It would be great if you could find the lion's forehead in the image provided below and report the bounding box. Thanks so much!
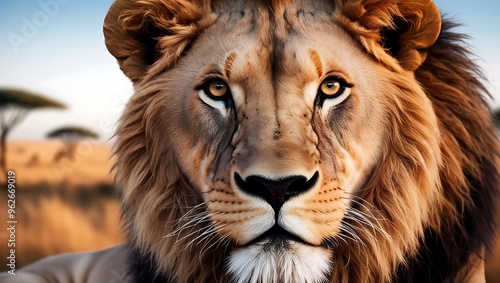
[200,0,357,79]
[211,0,335,27]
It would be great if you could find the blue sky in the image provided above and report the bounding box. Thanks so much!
[0,0,499,140]
[0,0,132,141]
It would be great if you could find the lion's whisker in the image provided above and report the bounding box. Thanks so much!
[338,221,365,247]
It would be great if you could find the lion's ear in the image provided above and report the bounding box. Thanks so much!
[103,0,212,82]
[337,0,441,71]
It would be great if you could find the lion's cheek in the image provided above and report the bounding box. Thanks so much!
[173,138,233,193]
[279,197,348,245]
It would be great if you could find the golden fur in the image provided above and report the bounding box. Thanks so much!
[104,0,499,282]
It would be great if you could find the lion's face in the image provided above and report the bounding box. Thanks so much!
[105,0,460,282]
[159,10,399,281]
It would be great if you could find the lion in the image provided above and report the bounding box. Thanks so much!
[2,0,498,282]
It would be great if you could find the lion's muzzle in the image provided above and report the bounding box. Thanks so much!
[234,171,319,212]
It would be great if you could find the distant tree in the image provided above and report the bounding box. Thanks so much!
[0,88,65,174]
[47,126,99,161]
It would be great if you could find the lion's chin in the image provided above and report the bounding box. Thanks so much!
[227,238,332,283]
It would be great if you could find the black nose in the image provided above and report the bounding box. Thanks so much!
[234,171,319,212]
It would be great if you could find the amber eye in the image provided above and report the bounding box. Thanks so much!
[319,77,344,98]
[204,79,229,100]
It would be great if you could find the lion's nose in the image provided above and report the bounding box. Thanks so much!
[234,172,319,212]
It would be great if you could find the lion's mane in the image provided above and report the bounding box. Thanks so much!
[104,0,499,282]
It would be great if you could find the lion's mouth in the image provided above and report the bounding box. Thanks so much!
[243,225,314,248]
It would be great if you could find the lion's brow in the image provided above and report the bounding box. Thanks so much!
[309,49,323,78]
[224,52,237,79]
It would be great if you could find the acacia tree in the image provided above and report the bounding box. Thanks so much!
[0,88,65,174]
[47,126,99,161]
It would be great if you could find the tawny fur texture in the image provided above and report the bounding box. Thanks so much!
[104,0,499,282]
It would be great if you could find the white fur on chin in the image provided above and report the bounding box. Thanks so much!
[227,239,332,283]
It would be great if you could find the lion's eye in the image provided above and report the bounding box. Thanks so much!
[318,77,345,98]
[204,79,230,100]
